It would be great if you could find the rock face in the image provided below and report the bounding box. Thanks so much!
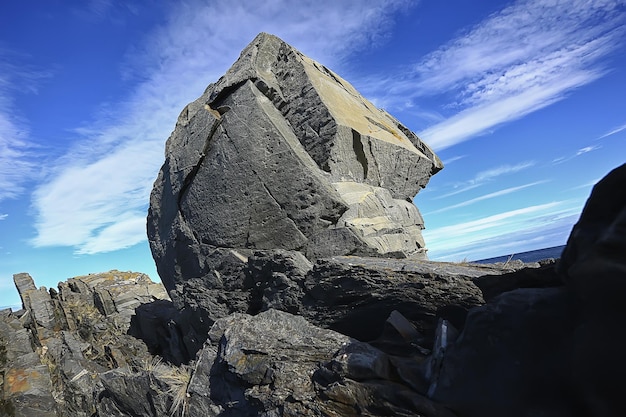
[148,32,442,293]
[0,271,172,417]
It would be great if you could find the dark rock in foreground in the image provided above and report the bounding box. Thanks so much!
[0,271,171,417]
[430,163,626,417]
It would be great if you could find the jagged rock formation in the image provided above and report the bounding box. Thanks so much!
[3,160,626,417]
[148,32,442,294]
[3,29,625,417]
[0,271,172,417]
[0,263,526,417]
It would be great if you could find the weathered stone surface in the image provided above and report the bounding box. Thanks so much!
[185,309,455,417]
[0,271,171,417]
[148,32,442,293]
[301,257,488,344]
[158,251,501,361]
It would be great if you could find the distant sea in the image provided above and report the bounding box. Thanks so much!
[473,245,566,264]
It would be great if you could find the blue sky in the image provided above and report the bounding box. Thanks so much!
[1,0,625,308]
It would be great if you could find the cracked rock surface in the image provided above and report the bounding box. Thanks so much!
[147,32,442,294]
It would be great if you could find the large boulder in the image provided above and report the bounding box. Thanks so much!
[147,32,442,293]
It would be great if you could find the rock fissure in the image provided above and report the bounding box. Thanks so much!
[366,137,381,183]
[177,115,223,216]
[351,129,368,180]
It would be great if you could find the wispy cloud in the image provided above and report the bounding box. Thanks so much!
[553,143,603,164]
[441,155,466,165]
[424,200,583,261]
[428,180,547,214]
[364,0,625,150]
[0,214,7,220]
[31,0,413,254]
[435,161,535,199]
[576,144,602,155]
[0,53,48,203]
[0,113,31,202]
[597,122,626,139]
[570,179,600,191]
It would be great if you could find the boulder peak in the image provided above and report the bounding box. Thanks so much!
[148,32,442,291]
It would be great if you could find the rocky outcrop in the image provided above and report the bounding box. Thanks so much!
[184,309,456,417]
[147,32,442,294]
[0,271,172,417]
[161,250,509,363]
[0,264,524,417]
[4,30,626,417]
[4,158,625,417]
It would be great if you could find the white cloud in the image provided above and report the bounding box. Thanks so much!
[0,214,7,220]
[472,162,536,183]
[0,114,31,202]
[553,143,603,164]
[0,54,47,202]
[441,155,465,165]
[597,122,626,139]
[424,200,583,261]
[362,0,626,150]
[420,64,607,149]
[576,144,602,155]
[428,180,548,214]
[31,0,413,254]
[434,161,535,199]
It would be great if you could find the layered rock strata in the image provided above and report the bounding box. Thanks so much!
[0,271,171,417]
[148,32,442,293]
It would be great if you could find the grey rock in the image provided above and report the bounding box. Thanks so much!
[185,309,454,417]
[95,368,172,417]
[147,32,442,293]
[302,256,488,344]
[161,252,495,361]
[248,249,312,314]
[1,271,171,417]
